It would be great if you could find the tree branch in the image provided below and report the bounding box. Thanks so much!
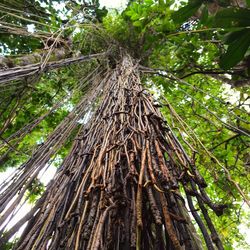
[0,52,106,84]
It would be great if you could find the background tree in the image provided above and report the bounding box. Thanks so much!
[0,0,249,249]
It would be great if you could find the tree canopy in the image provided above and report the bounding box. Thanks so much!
[0,0,249,249]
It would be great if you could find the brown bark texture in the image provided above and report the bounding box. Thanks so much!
[0,54,225,250]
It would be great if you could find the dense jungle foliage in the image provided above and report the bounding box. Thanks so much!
[0,0,249,249]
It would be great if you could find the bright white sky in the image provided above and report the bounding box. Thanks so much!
[99,0,128,9]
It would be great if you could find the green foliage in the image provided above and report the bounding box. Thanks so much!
[1,237,19,250]
[213,8,250,28]
[219,29,250,69]
[212,8,250,69]
[26,178,45,203]
[172,0,202,24]
[0,63,89,171]
[103,0,176,58]
[170,1,250,70]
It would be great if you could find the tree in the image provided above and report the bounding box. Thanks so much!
[0,0,249,249]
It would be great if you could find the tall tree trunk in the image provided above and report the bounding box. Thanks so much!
[1,53,220,249]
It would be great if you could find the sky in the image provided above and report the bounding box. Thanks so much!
[99,0,128,9]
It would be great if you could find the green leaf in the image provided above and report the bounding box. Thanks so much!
[223,29,245,44]
[145,0,154,5]
[200,6,208,24]
[131,13,139,21]
[220,29,250,69]
[126,10,134,17]
[133,20,142,27]
[172,0,202,24]
[158,0,165,7]
[214,8,250,28]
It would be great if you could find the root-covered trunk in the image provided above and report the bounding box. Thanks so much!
[1,54,222,249]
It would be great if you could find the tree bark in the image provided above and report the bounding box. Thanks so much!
[0,47,69,69]
[0,53,221,250]
[0,50,106,84]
